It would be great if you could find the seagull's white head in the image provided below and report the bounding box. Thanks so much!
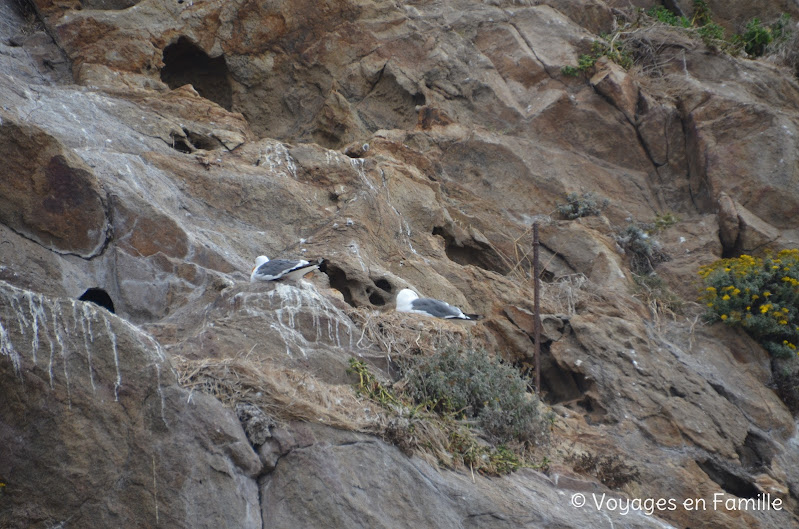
[251,255,270,281]
[396,288,419,312]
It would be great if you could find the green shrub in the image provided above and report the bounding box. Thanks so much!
[733,16,793,57]
[698,22,725,43]
[699,249,799,358]
[556,192,609,220]
[647,6,691,28]
[739,18,774,56]
[691,0,713,26]
[651,212,679,233]
[405,347,548,444]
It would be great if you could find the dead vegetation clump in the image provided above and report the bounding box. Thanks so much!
[567,451,641,490]
[348,307,477,359]
[173,354,385,433]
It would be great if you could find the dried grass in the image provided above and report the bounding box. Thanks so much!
[173,354,384,433]
[348,308,474,361]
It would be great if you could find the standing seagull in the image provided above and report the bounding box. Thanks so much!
[250,255,320,282]
[395,288,478,320]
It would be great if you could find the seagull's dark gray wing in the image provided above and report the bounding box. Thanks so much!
[254,259,311,280]
[411,297,470,319]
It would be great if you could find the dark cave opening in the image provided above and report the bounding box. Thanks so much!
[78,288,115,313]
[696,458,760,499]
[161,36,233,111]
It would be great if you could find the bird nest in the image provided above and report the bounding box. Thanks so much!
[348,307,484,363]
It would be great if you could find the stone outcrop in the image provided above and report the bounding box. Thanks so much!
[3,0,799,527]
[0,281,261,529]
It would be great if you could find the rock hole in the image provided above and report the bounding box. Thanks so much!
[161,36,233,111]
[324,264,357,307]
[78,288,115,313]
[170,132,193,153]
[432,226,509,274]
[183,128,221,151]
[669,385,687,398]
[324,263,391,308]
[540,270,555,282]
[696,458,759,498]
[368,291,386,306]
[374,278,393,292]
[538,345,608,423]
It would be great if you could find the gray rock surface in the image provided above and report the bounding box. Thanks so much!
[2,0,799,527]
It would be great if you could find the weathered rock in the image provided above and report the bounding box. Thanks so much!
[3,0,799,528]
[260,422,674,529]
[0,281,261,529]
[0,117,109,257]
[591,57,639,124]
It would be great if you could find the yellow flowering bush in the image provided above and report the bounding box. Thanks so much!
[699,249,799,358]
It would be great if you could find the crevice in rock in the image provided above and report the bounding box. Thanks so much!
[183,127,224,151]
[78,288,115,313]
[324,263,395,308]
[633,96,667,173]
[432,225,508,274]
[324,264,357,307]
[677,104,709,214]
[696,458,759,498]
[507,21,571,91]
[79,0,141,8]
[538,344,606,422]
[669,385,686,398]
[161,36,233,111]
[169,131,194,153]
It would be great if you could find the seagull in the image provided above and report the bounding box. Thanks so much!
[250,255,320,282]
[395,288,479,320]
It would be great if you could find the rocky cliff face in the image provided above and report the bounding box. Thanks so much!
[2,0,799,527]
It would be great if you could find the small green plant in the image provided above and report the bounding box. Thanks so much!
[647,6,691,28]
[348,358,402,407]
[699,249,799,358]
[561,34,632,74]
[650,212,680,233]
[556,192,609,220]
[405,347,549,445]
[698,22,725,43]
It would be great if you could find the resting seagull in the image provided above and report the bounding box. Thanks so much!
[396,288,478,320]
[250,255,320,282]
